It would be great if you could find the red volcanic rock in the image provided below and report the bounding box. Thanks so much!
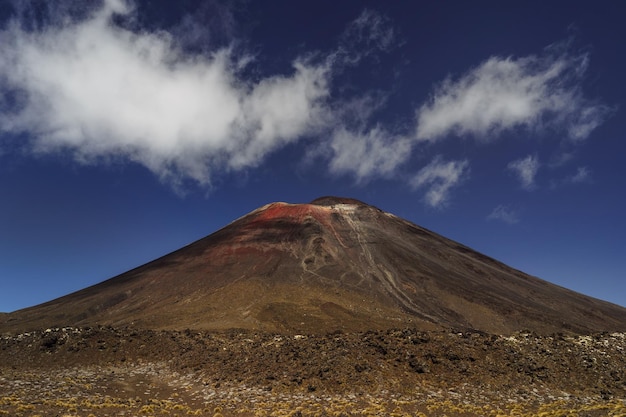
[2,198,626,335]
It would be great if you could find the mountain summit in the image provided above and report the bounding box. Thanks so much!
[3,197,625,334]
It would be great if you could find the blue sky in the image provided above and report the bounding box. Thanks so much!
[1,0,625,312]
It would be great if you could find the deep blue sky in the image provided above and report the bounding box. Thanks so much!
[1,0,625,312]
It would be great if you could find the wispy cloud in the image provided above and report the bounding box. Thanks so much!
[328,127,411,182]
[549,151,575,168]
[487,205,520,224]
[410,157,469,208]
[415,44,613,143]
[336,9,396,65]
[551,166,592,188]
[568,166,592,184]
[508,155,540,190]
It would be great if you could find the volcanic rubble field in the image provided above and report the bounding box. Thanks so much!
[1,326,625,416]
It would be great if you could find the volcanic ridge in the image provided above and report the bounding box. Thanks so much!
[2,196,625,335]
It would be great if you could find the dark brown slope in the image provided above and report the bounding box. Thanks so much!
[2,197,625,334]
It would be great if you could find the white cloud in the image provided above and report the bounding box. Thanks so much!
[410,157,469,208]
[508,155,540,190]
[415,47,613,143]
[487,205,520,224]
[327,126,411,182]
[0,0,331,187]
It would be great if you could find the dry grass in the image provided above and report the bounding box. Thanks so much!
[2,362,625,416]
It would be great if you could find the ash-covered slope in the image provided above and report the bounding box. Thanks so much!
[2,197,625,334]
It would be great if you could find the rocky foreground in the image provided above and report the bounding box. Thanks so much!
[1,327,625,416]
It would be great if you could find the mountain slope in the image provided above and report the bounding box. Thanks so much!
[2,197,625,334]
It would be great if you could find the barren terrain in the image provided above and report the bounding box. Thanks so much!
[1,326,625,416]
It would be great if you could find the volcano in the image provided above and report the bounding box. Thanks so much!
[2,196,625,334]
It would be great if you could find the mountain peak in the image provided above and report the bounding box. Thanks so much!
[309,196,369,207]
